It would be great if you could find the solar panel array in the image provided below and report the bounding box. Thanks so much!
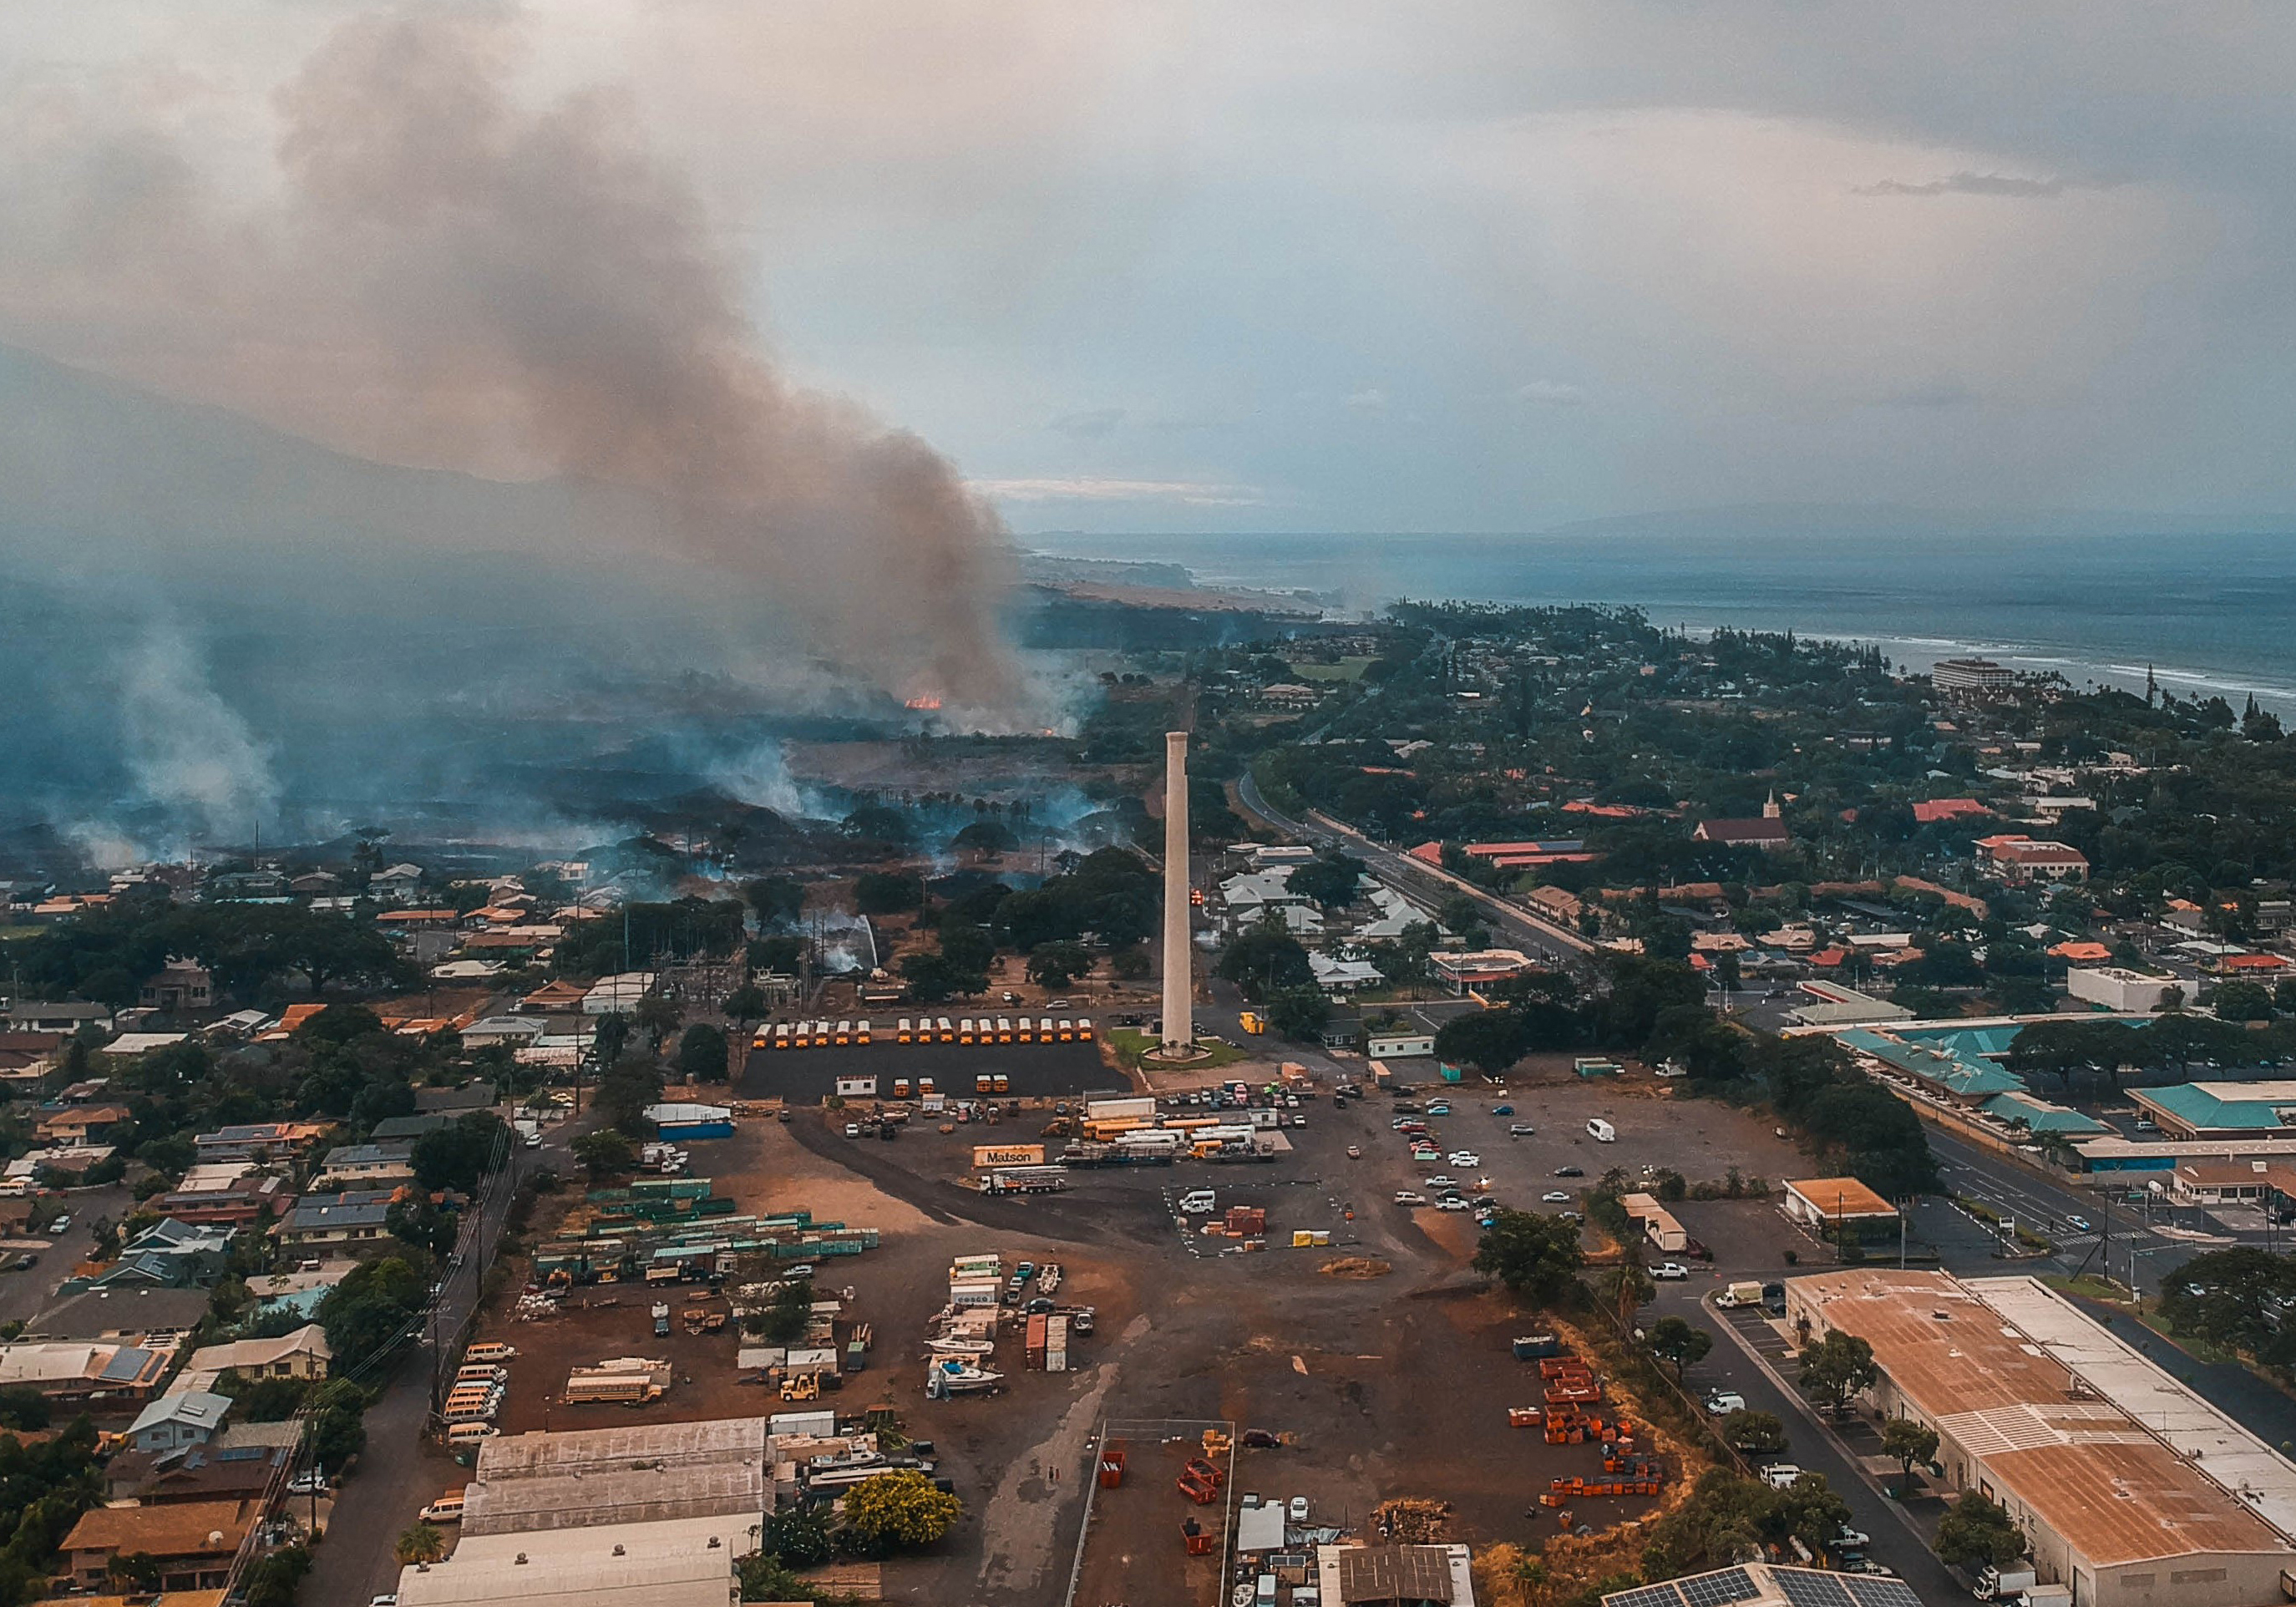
[1606,1565,1921,1607]
[1605,1566,1762,1607]
[1775,1569,1857,1607]
[1842,1576,1923,1607]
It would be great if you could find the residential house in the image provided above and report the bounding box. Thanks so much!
[185,1324,332,1383]
[312,1142,418,1189]
[1524,885,1584,925]
[367,862,426,903]
[4,1001,112,1033]
[1307,953,1386,996]
[63,1219,235,1293]
[369,1112,459,1143]
[192,1121,332,1165]
[415,1081,498,1115]
[59,1498,256,1592]
[25,1286,211,1346]
[0,1340,173,1407]
[1911,798,1994,825]
[127,1390,233,1454]
[139,961,214,1012]
[151,1165,291,1229]
[278,1190,400,1257]
[105,1437,291,1507]
[34,1103,133,1148]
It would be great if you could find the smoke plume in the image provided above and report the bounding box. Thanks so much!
[0,8,1021,717]
[117,622,281,843]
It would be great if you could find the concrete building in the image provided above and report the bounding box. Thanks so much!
[1976,834,2091,883]
[1782,1177,1898,1233]
[1786,1270,2296,1607]
[2069,967,2184,1013]
[2129,1082,2296,1141]
[1428,949,1538,991]
[1161,730,1193,1056]
[1931,656,2016,696]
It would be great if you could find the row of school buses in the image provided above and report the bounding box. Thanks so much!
[753,1016,1095,1051]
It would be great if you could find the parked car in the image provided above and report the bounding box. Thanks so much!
[1837,1527,1872,1549]
[843,1123,860,1138]
[1346,1145,1362,1158]
[1240,1492,1262,1508]
[1553,1165,1584,1178]
[1422,1175,1457,1189]
[287,1471,328,1495]
[1426,1103,1452,1116]
[1448,1152,1480,1167]
[1508,1123,1536,1136]
[1438,1198,1472,1212]
[1542,1190,1573,1204]
[1492,1104,1515,1115]
[1652,1261,1690,1280]
[1760,1463,1806,1489]
[1393,1191,1428,1205]
[1288,1495,1309,1522]
[1705,1391,1746,1414]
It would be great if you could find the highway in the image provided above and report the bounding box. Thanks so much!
[1922,1125,2194,1296]
[1234,771,1593,965]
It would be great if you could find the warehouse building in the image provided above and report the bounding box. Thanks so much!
[395,1513,749,1607]
[1786,1270,2296,1607]
[460,1417,769,1536]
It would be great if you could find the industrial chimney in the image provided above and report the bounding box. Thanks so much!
[1160,731,1193,1056]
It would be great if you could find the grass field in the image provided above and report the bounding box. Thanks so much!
[1105,1027,1250,1071]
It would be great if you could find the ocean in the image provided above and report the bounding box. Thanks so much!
[1031,530,2296,714]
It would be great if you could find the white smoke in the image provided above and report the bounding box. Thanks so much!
[116,624,280,844]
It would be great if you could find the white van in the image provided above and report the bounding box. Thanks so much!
[464,1341,517,1364]
[1586,1118,1616,1143]
[419,1488,468,1523]
[447,1422,499,1447]
[1178,1190,1216,1214]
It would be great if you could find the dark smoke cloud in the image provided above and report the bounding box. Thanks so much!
[0,8,1022,717]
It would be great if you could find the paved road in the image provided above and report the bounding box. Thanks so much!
[1645,1276,1967,1607]
[1922,1128,2194,1296]
[303,1118,573,1606]
[1234,773,1592,964]
[0,1184,133,1327]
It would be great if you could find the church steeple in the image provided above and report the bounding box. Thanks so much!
[1762,789,1781,820]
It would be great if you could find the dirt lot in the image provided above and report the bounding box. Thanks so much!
[445,1072,1802,1604]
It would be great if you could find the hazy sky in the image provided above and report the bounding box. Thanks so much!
[7,1,2295,535]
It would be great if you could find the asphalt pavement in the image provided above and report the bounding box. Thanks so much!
[1234,773,1592,963]
[0,1184,133,1327]
[302,1117,571,1606]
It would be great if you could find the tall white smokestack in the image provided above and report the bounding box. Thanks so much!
[1161,731,1193,1055]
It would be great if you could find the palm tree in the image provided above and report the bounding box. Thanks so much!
[395,1523,446,1566]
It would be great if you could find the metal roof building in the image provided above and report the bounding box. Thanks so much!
[463,1418,769,1536]
[1786,1270,2296,1607]
[1606,1564,1919,1607]
[395,1513,748,1607]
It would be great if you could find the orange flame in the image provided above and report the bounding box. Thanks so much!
[905,696,943,711]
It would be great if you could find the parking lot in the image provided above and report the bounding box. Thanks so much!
[428,1057,1825,1606]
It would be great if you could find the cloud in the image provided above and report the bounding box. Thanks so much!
[1515,379,1585,406]
[1855,170,2117,199]
[1049,406,1126,439]
[1345,387,1389,412]
[969,476,1265,506]
[1863,378,1978,408]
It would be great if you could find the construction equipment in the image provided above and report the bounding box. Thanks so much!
[780,1372,821,1402]
[1200,1427,1232,1457]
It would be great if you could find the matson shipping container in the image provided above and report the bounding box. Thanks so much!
[972,1144,1047,1169]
